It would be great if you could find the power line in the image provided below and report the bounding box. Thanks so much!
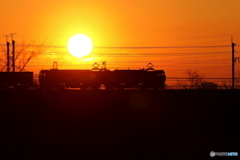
[94,45,231,49]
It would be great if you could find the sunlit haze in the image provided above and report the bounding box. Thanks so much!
[0,0,240,78]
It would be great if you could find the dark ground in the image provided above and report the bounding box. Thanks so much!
[0,90,239,159]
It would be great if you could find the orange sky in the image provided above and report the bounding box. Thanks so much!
[1,0,240,78]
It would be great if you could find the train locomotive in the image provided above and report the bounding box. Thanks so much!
[39,63,166,90]
[0,62,166,90]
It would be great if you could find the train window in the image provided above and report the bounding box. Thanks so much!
[156,72,164,76]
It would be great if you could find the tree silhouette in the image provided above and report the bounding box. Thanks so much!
[0,39,49,72]
[176,69,205,89]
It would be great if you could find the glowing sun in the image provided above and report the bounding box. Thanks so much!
[67,34,93,57]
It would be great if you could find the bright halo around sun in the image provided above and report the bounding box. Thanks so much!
[67,34,93,57]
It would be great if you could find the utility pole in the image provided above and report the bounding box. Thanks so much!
[4,35,11,72]
[231,36,236,89]
[10,33,16,72]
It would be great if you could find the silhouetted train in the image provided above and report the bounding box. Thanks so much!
[0,63,166,90]
[0,72,33,89]
[39,68,166,90]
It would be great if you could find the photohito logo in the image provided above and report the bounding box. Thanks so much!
[210,151,215,157]
[210,151,238,157]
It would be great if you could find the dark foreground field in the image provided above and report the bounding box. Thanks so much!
[0,90,239,159]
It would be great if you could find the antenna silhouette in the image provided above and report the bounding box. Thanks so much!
[10,33,16,72]
[4,35,11,72]
[231,36,236,89]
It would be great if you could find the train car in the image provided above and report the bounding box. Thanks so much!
[102,69,166,90]
[39,67,166,90]
[39,69,102,90]
[0,72,33,89]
